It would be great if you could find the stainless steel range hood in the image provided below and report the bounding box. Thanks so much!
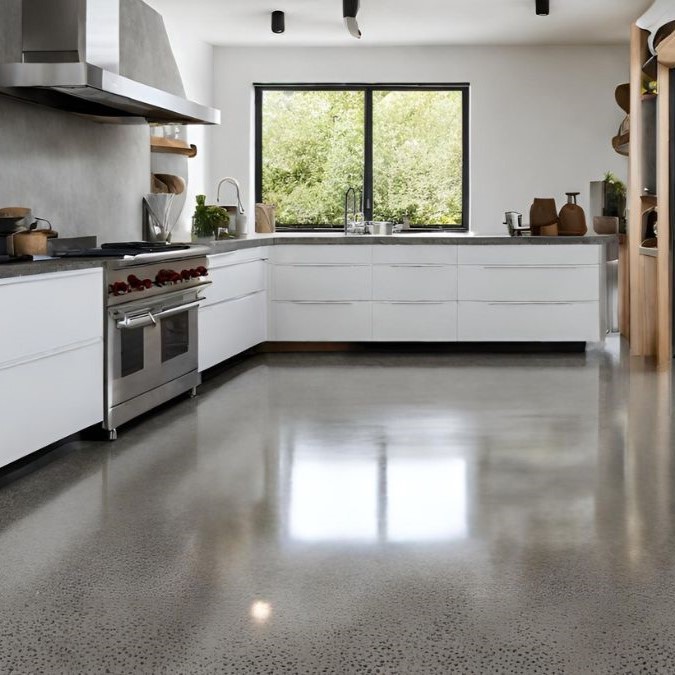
[0,0,220,125]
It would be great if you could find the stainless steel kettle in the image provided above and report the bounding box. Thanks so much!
[504,211,528,236]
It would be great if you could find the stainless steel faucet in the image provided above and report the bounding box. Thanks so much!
[344,186,362,234]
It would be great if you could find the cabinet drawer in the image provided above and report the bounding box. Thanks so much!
[373,302,457,341]
[272,265,371,301]
[458,301,601,342]
[271,301,371,341]
[270,245,371,265]
[0,269,103,367]
[0,341,103,468]
[458,265,600,301]
[199,291,267,371]
[458,245,602,266]
[373,265,457,301]
[208,247,268,269]
[372,245,457,265]
[202,259,266,307]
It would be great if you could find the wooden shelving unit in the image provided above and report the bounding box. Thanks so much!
[624,24,673,366]
[150,136,198,158]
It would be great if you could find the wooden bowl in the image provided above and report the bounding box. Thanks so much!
[0,207,32,235]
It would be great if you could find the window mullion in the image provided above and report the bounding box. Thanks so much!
[364,88,373,221]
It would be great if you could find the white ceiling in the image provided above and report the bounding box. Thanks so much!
[146,0,652,47]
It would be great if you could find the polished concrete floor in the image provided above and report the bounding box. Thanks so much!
[1,339,674,673]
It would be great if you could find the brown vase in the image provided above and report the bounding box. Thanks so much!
[530,198,558,236]
[558,192,587,236]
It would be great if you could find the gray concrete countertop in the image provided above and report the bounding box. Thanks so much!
[209,232,616,254]
[0,233,618,279]
[0,257,107,281]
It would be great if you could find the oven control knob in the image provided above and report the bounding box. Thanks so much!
[143,279,153,289]
[127,274,143,290]
[181,269,192,281]
[112,281,129,295]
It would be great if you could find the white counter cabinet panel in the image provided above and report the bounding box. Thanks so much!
[372,265,457,302]
[269,245,372,341]
[372,302,458,341]
[0,268,104,468]
[198,249,269,372]
[457,244,603,342]
[273,265,371,302]
[271,301,372,341]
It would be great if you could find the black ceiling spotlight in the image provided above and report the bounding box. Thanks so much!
[271,10,285,34]
[343,0,362,39]
[536,0,549,16]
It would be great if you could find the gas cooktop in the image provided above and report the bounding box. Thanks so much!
[57,242,192,258]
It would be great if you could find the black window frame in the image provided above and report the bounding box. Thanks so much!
[254,83,470,231]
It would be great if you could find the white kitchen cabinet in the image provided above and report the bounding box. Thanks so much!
[372,244,457,265]
[458,265,600,302]
[271,301,372,341]
[458,301,601,342]
[273,265,371,301]
[198,250,269,371]
[267,243,605,344]
[270,244,371,265]
[0,268,104,469]
[199,291,267,371]
[372,265,457,302]
[456,244,603,342]
[372,302,457,341]
[458,244,602,266]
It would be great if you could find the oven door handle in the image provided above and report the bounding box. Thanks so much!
[149,300,203,322]
[116,300,203,330]
[116,313,157,330]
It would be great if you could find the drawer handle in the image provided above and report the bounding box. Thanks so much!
[210,259,265,270]
[480,265,581,270]
[382,264,447,268]
[381,301,446,305]
[487,301,574,306]
[291,301,354,305]
[204,290,264,308]
[275,264,368,268]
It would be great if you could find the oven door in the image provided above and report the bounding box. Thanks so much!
[107,289,203,408]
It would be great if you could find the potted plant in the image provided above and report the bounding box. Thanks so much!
[604,171,627,233]
[192,194,230,242]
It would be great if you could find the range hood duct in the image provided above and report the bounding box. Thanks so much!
[0,0,220,125]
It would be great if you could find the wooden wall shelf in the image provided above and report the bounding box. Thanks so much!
[612,133,630,156]
[656,31,675,68]
[150,137,198,158]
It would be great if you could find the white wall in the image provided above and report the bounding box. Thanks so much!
[211,45,629,234]
[163,21,215,239]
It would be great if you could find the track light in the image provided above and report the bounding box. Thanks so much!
[536,0,549,16]
[271,10,285,34]
[343,0,361,39]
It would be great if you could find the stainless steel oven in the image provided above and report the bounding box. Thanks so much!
[103,252,210,438]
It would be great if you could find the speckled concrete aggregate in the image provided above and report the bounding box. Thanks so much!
[0,338,673,674]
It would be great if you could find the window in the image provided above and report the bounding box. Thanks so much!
[255,84,469,229]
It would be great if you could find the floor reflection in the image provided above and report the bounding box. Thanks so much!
[286,441,468,544]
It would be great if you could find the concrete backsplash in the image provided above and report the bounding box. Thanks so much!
[0,96,150,241]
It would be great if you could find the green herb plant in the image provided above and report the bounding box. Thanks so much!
[192,195,230,238]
